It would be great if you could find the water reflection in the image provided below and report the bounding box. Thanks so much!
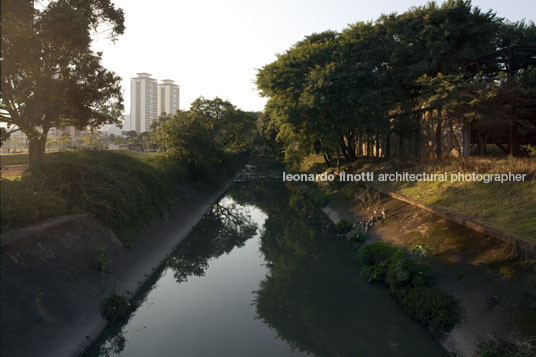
[233,180,446,356]
[85,163,446,357]
[167,198,258,283]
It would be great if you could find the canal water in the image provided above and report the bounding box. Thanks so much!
[84,161,446,357]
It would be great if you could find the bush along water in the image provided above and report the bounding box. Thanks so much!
[357,242,461,335]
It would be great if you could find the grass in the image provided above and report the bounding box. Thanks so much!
[0,150,242,242]
[0,153,29,168]
[100,290,129,322]
[301,154,536,244]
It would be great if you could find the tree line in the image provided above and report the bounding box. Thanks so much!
[256,0,536,166]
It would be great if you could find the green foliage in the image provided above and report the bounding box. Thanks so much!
[395,287,460,333]
[157,97,258,168]
[358,242,399,266]
[27,151,177,240]
[100,290,129,322]
[357,242,460,333]
[0,151,182,240]
[335,219,353,234]
[522,145,536,157]
[1,0,125,163]
[0,178,69,229]
[474,335,536,357]
[346,228,366,245]
[307,186,330,207]
[385,251,429,291]
[257,1,536,163]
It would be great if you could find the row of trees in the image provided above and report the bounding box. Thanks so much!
[256,0,536,165]
[1,0,125,166]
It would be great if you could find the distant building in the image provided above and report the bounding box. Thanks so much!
[130,73,157,133]
[99,123,123,137]
[157,79,180,117]
[122,115,131,132]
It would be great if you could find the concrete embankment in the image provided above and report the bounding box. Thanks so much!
[0,177,235,357]
[321,189,536,357]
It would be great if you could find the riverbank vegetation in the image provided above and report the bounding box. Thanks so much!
[358,242,461,334]
[0,97,258,241]
[300,154,536,244]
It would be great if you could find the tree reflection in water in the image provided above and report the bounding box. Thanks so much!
[247,181,444,357]
[88,172,445,357]
[91,196,260,357]
[167,197,259,283]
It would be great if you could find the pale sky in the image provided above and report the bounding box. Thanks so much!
[92,0,536,113]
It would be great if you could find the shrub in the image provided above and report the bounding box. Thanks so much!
[100,290,129,322]
[346,227,366,248]
[336,219,353,234]
[395,287,460,334]
[358,242,399,266]
[361,261,390,283]
[357,242,460,334]
[385,250,429,291]
[474,335,536,357]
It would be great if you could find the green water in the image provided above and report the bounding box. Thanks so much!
[84,162,446,357]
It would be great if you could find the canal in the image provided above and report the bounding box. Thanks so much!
[84,161,446,356]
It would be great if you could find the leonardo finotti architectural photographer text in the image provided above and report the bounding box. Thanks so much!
[282,171,528,184]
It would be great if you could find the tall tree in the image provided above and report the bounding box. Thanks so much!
[1,0,125,166]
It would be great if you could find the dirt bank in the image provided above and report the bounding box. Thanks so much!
[322,190,536,357]
[0,176,236,357]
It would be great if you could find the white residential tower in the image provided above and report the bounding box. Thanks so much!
[157,79,180,117]
[130,73,157,133]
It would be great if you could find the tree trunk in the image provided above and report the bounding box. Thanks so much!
[336,147,341,171]
[322,154,330,167]
[477,131,484,156]
[385,131,391,159]
[436,116,442,160]
[398,134,404,159]
[28,134,47,168]
[345,133,357,161]
[509,114,517,156]
[376,136,381,157]
[339,137,350,161]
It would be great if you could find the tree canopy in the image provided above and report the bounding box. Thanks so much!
[156,97,259,167]
[1,0,125,165]
[256,0,536,163]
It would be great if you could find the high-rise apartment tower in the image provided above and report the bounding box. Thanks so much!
[130,73,157,133]
[157,79,180,117]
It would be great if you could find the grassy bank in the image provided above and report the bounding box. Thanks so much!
[301,155,536,244]
[0,150,242,241]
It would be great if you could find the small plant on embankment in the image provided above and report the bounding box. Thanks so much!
[100,290,129,322]
[357,242,461,334]
[95,243,112,277]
